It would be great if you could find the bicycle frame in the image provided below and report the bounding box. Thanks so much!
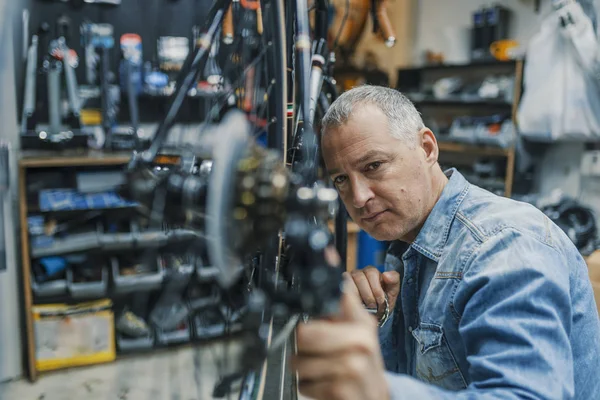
[122,1,347,398]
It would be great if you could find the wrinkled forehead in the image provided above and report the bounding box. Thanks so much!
[322,129,399,177]
[322,116,395,154]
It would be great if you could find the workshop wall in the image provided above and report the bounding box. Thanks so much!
[28,0,210,83]
[410,0,600,228]
[22,0,212,125]
[0,0,29,382]
[412,0,551,65]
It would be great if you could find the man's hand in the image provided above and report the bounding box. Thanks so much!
[344,267,401,319]
[293,283,391,400]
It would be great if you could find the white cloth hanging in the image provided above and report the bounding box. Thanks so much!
[518,1,600,141]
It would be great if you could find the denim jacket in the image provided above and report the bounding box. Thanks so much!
[379,169,600,400]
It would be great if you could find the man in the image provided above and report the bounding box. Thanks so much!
[293,85,600,400]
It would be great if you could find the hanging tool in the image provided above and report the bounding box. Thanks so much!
[80,22,117,148]
[21,34,39,133]
[47,22,81,134]
[111,33,144,150]
[20,18,90,149]
[0,143,8,272]
[223,3,235,44]
[81,22,114,85]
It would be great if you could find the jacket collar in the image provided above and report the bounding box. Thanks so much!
[408,168,470,262]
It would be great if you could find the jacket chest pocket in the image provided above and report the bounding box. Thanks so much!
[412,322,467,391]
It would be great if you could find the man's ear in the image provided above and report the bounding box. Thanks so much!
[419,128,439,166]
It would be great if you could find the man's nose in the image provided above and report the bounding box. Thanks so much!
[350,177,374,209]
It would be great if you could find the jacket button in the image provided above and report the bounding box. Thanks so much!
[408,326,413,332]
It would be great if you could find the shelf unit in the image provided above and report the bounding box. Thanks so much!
[19,150,134,381]
[20,150,237,381]
[18,150,128,381]
[397,60,524,198]
[438,141,516,197]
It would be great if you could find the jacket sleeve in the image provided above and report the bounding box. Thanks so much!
[379,242,408,374]
[384,228,578,400]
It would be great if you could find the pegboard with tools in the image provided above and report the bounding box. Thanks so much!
[21,0,215,133]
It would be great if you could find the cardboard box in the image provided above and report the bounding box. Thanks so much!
[586,251,600,316]
[33,299,115,372]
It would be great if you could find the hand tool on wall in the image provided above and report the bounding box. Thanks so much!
[80,23,114,85]
[21,18,92,149]
[81,22,118,148]
[21,35,39,134]
[114,33,143,150]
[46,15,82,135]
[222,3,235,44]
[59,37,82,128]
[0,143,8,272]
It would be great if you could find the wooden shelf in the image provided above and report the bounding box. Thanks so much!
[396,60,523,199]
[18,153,136,382]
[437,141,515,198]
[398,60,518,73]
[19,150,131,168]
[438,142,512,157]
[411,98,512,108]
[328,220,360,234]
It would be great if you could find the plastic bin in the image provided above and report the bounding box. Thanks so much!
[30,221,104,258]
[111,256,164,294]
[67,265,108,299]
[116,331,155,353]
[155,318,191,345]
[31,275,67,297]
[192,307,244,340]
[476,119,515,148]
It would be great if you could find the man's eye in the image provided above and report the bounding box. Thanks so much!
[333,176,347,186]
[366,161,382,171]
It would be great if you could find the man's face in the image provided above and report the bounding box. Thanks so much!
[322,104,435,242]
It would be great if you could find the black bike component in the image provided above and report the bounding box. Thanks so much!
[266,0,287,156]
[141,0,232,165]
[125,60,141,151]
[101,46,113,148]
[293,0,319,186]
[334,198,348,271]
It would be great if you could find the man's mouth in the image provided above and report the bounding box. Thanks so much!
[362,210,387,223]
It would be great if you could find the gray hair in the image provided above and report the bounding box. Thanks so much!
[321,85,424,146]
